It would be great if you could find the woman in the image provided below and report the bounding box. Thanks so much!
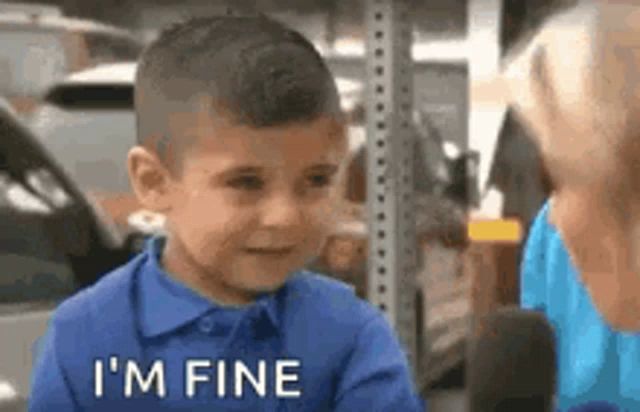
[507,1,640,410]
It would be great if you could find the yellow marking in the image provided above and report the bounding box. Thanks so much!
[468,219,523,243]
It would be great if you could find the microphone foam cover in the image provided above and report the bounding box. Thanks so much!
[467,306,557,412]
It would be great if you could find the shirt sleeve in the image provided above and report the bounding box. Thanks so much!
[333,313,426,412]
[520,200,551,312]
[28,320,79,412]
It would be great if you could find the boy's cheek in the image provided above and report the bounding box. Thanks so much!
[313,190,346,219]
[313,208,341,238]
[296,216,333,253]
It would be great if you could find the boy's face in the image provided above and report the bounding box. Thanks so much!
[156,113,347,295]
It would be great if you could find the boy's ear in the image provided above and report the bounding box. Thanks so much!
[127,145,173,213]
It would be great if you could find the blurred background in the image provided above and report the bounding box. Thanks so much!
[0,0,574,410]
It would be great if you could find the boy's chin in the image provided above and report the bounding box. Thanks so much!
[233,273,291,295]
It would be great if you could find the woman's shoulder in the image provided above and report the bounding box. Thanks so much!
[525,199,554,256]
[521,198,574,290]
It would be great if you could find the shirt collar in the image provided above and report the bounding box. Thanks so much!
[138,236,282,338]
[252,290,282,332]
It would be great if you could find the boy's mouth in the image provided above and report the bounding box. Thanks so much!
[244,247,295,256]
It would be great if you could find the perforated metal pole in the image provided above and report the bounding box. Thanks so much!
[364,0,418,372]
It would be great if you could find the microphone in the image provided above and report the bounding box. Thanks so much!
[467,306,557,412]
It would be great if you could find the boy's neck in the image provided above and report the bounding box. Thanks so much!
[160,236,257,306]
[552,183,640,331]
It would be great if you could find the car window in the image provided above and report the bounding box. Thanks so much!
[43,84,134,110]
[0,111,77,305]
[0,28,68,98]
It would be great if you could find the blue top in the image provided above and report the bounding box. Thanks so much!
[521,201,640,411]
[29,237,425,411]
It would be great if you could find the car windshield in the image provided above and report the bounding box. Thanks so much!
[0,28,68,98]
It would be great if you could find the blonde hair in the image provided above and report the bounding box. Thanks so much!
[502,0,640,186]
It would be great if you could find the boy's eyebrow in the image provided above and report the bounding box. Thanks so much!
[305,163,339,173]
[218,166,264,175]
[213,163,339,180]
[224,166,263,173]
[210,165,264,182]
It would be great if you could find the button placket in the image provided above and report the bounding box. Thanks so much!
[254,306,282,344]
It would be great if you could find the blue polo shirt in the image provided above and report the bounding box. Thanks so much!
[520,201,640,411]
[29,237,425,411]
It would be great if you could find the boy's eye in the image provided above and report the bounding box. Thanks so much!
[228,175,264,190]
[307,174,332,187]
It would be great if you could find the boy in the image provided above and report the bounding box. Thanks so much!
[505,1,640,410]
[28,15,424,411]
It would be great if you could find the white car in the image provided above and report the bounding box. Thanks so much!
[30,62,140,236]
[0,6,143,117]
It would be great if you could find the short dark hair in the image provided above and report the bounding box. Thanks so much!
[134,14,342,154]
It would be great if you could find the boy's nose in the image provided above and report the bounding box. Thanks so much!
[258,193,304,228]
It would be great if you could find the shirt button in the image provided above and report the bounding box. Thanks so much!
[198,316,215,334]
